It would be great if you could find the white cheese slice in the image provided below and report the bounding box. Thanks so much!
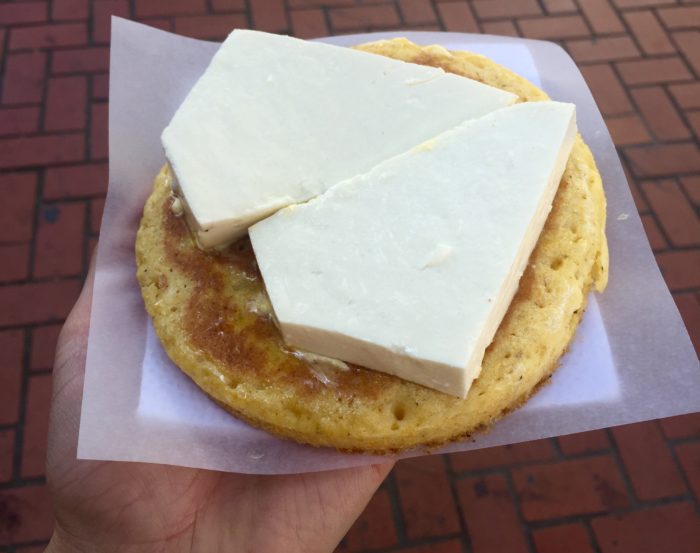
[249,101,577,398]
[162,30,517,248]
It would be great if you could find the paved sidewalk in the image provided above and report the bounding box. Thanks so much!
[1,0,699,552]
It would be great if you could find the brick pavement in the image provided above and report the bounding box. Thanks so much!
[0,0,699,551]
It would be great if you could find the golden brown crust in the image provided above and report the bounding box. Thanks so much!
[135,38,608,453]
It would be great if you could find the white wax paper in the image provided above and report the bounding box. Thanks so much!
[77,18,700,474]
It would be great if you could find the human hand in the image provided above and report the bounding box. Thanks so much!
[45,252,395,553]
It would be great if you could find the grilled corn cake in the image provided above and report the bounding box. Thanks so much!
[135,38,608,453]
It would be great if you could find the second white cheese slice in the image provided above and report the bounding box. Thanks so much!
[249,101,577,398]
[162,30,517,248]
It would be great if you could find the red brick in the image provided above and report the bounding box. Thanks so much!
[399,0,437,25]
[30,325,62,371]
[437,2,479,32]
[330,5,400,31]
[21,375,51,477]
[212,0,247,11]
[0,330,23,425]
[135,0,207,17]
[472,0,541,18]
[337,488,398,552]
[513,456,628,520]
[655,249,700,290]
[137,17,173,32]
[0,2,47,24]
[33,202,86,278]
[629,180,651,212]
[0,172,36,242]
[688,111,700,138]
[674,293,700,353]
[660,411,700,439]
[52,47,110,74]
[681,175,700,205]
[0,107,40,136]
[558,429,610,456]
[290,9,329,39]
[0,485,53,545]
[2,52,46,105]
[626,143,700,177]
[658,6,700,29]
[0,134,84,169]
[457,474,529,553]
[673,31,700,77]
[617,56,693,85]
[629,181,649,213]
[395,540,463,553]
[612,421,685,500]
[44,163,108,199]
[579,0,624,34]
[53,0,89,20]
[613,0,675,6]
[93,0,130,43]
[409,24,442,31]
[174,14,248,39]
[580,64,633,115]
[0,28,4,62]
[251,0,288,32]
[606,113,651,145]
[0,244,30,283]
[640,214,668,251]
[633,86,690,140]
[92,74,110,100]
[9,23,87,50]
[624,10,675,55]
[91,197,105,234]
[89,237,99,258]
[567,36,640,63]
[542,0,577,13]
[676,442,700,501]
[630,176,650,206]
[394,456,460,540]
[44,76,87,132]
[642,179,700,246]
[482,20,519,37]
[289,0,355,8]
[0,429,13,483]
[450,439,555,472]
[532,523,594,553]
[519,15,590,39]
[592,502,700,553]
[0,280,81,326]
[90,103,108,160]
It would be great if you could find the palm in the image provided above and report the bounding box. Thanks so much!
[47,260,393,553]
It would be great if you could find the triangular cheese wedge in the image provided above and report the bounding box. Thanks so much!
[249,101,577,398]
[162,30,517,248]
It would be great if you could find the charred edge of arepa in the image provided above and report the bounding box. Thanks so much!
[200,298,587,455]
[139,163,604,453]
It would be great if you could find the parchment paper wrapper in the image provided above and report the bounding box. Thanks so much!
[77,18,700,474]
